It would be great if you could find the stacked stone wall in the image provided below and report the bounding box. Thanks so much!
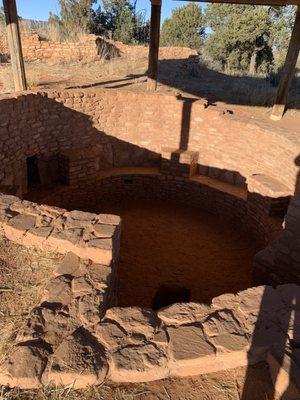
[0,90,299,195]
[20,33,197,63]
[0,89,299,285]
[36,171,280,246]
[0,90,300,392]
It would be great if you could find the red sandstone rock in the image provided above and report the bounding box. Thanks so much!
[247,174,291,198]
[23,226,53,246]
[72,276,94,297]
[76,294,103,326]
[17,307,78,348]
[54,252,85,277]
[111,343,168,382]
[93,223,116,238]
[157,303,211,325]
[94,322,128,350]
[47,328,108,388]
[104,307,158,339]
[167,324,215,361]
[0,345,49,389]
[3,214,37,241]
[96,214,121,226]
[203,310,248,352]
[0,194,19,208]
[42,276,72,306]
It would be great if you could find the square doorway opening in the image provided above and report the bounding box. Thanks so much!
[27,155,41,189]
[152,284,191,310]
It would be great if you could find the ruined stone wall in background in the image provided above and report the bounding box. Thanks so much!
[20,33,197,64]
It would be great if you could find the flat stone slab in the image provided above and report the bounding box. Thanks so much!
[247,174,291,198]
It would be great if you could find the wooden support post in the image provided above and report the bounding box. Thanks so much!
[271,5,300,121]
[3,0,27,92]
[147,0,162,91]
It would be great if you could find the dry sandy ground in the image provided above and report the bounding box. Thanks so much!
[1,363,280,400]
[92,199,261,308]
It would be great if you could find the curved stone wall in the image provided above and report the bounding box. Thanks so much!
[0,89,300,392]
[32,169,280,246]
[0,90,299,195]
[0,88,299,284]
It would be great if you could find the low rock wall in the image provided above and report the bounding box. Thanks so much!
[20,33,197,63]
[0,194,298,395]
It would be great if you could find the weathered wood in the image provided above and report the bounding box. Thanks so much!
[3,0,27,91]
[147,0,162,91]
[271,5,300,120]
[182,0,299,5]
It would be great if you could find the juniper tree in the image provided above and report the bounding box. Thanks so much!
[205,4,296,74]
[160,3,205,50]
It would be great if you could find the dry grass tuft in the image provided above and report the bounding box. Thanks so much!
[0,236,61,362]
[1,384,151,400]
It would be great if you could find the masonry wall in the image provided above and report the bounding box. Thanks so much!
[20,33,197,63]
[0,89,299,285]
[0,90,299,195]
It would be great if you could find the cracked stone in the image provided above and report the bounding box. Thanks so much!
[47,328,108,388]
[167,323,215,360]
[104,307,158,338]
[157,303,211,325]
[42,276,72,306]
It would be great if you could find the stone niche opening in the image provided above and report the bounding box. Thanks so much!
[26,155,41,189]
[152,285,191,310]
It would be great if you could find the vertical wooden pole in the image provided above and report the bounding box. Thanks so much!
[147,0,162,91]
[3,0,27,92]
[271,5,300,121]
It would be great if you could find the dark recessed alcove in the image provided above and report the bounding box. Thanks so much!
[26,155,41,189]
[152,285,191,310]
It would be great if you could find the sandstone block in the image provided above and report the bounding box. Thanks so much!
[72,276,94,297]
[54,252,85,277]
[76,294,103,325]
[42,276,72,307]
[96,214,121,226]
[168,323,215,361]
[17,306,78,347]
[47,328,108,388]
[203,310,248,352]
[111,343,168,382]
[157,303,211,326]
[104,307,158,339]
[93,223,116,238]
[4,214,37,241]
[0,345,49,389]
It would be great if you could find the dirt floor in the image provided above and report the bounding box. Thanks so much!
[92,199,261,309]
[1,362,280,400]
[0,236,60,363]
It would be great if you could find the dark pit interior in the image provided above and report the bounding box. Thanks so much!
[25,171,263,309]
[92,198,261,308]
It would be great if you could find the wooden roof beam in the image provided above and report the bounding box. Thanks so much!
[3,0,27,92]
[271,5,300,120]
[147,0,162,91]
